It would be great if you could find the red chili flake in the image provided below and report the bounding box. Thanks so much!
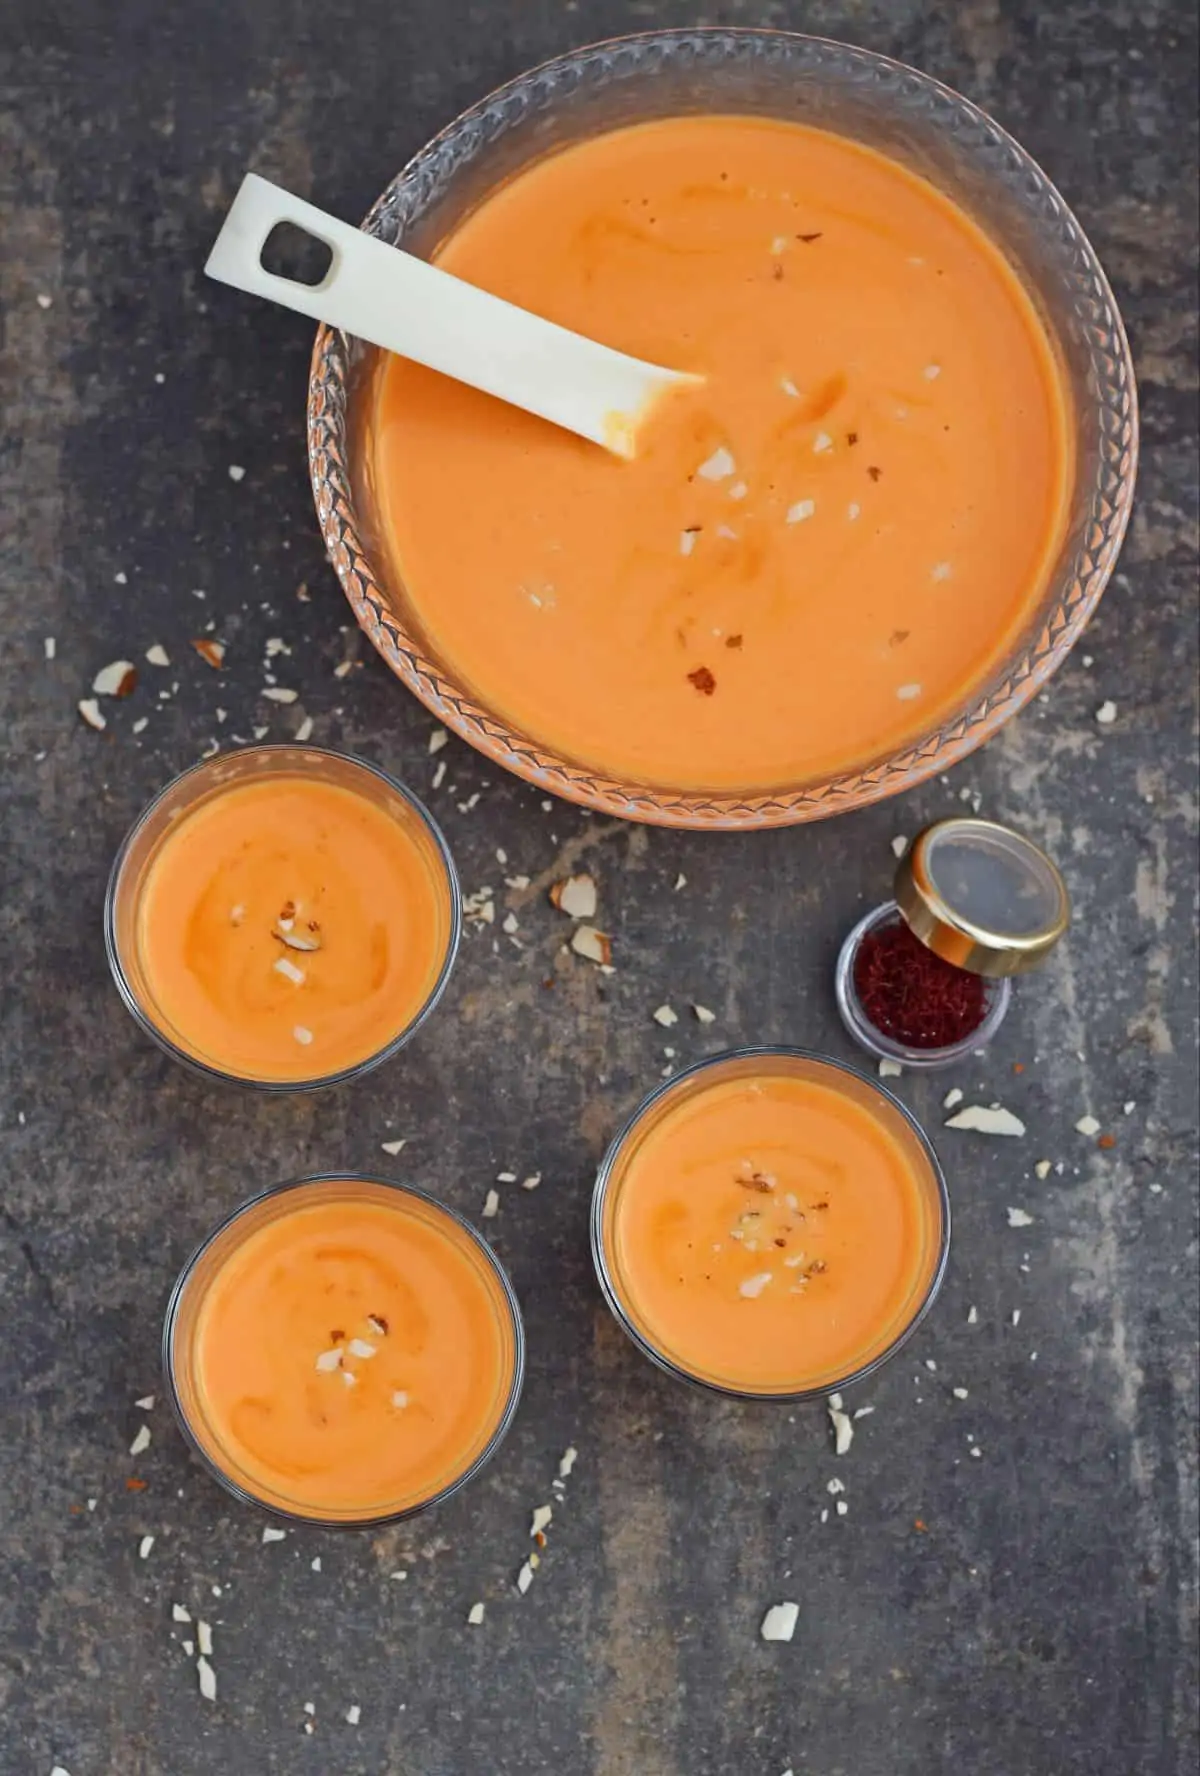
[854,918,986,1049]
[725,634,743,650]
[867,465,883,482]
[889,630,911,648]
[125,1477,147,1492]
[797,231,823,243]
[688,666,716,696]
[1013,1062,1026,1074]
[1098,1133,1117,1150]
[847,431,859,446]
[914,1519,928,1533]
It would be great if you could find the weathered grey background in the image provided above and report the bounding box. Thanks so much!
[2,3,1197,1773]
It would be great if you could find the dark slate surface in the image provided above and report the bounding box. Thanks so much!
[1,3,1197,1773]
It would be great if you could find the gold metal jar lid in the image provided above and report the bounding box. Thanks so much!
[894,817,1070,978]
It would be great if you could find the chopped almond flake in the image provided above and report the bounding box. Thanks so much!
[144,644,169,667]
[1007,1207,1034,1228]
[530,1505,553,1537]
[292,1024,313,1046]
[1075,1114,1101,1135]
[333,660,354,679]
[946,1105,1026,1137]
[262,686,297,702]
[516,1560,534,1594]
[692,1004,716,1025]
[172,1603,191,1623]
[652,1005,678,1027]
[315,1347,343,1372]
[943,1088,964,1110]
[847,502,861,521]
[481,1189,500,1219]
[786,499,815,524]
[813,431,833,453]
[227,463,245,482]
[931,562,952,582]
[135,1394,155,1410]
[197,1655,217,1701]
[679,529,698,557]
[342,1370,357,1387]
[696,445,735,481]
[391,1390,409,1409]
[139,1535,155,1559]
[346,1705,361,1727]
[760,1601,799,1643]
[728,480,748,500]
[878,1058,903,1078]
[1034,1159,1052,1179]
[346,1338,376,1359]
[92,659,137,697]
[828,1396,854,1455]
[381,1139,406,1157]
[131,717,148,734]
[739,1271,774,1299]
[780,376,800,398]
[953,1386,969,1400]
[770,235,789,254]
[272,955,305,985]
[896,682,923,701]
[1095,701,1117,725]
[467,1602,486,1625]
[129,1424,151,1457]
[924,363,941,379]
[190,638,225,669]
[571,925,612,965]
[295,715,314,742]
[549,873,598,920]
[891,835,908,858]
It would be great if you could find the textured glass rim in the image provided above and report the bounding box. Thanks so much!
[589,1045,951,1401]
[104,744,462,1092]
[162,1172,526,1528]
[834,899,1012,1070]
[308,26,1139,830]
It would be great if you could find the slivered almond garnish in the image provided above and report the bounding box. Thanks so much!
[693,1004,716,1025]
[315,1348,343,1372]
[391,1390,409,1409]
[93,660,138,697]
[739,1272,774,1299]
[530,1505,553,1537]
[145,644,170,667]
[696,445,735,482]
[292,1024,314,1046]
[272,956,305,985]
[347,1338,376,1359]
[728,481,748,501]
[78,698,106,730]
[549,873,597,920]
[896,683,922,700]
[786,499,815,524]
[570,925,611,965]
[341,1370,357,1387]
[652,1005,678,1027]
[847,502,861,520]
[276,927,320,951]
[481,1189,500,1219]
[190,638,225,669]
[946,1105,1026,1137]
[366,1315,388,1337]
[931,562,952,581]
[428,727,448,754]
[813,431,833,453]
[679,529,699,557]
[760,1601,799,1643]
[263,686,297,702]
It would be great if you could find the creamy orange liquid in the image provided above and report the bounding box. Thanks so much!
[186,1190,518,1518]
[605,1069,943,1392]
[373,116,1072,791]
[136,774,453,1081]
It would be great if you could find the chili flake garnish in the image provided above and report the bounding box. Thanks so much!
[797,232,823,243]
[688,666,716,696]
[725,634,743,650]
[867,465,883,482]
[847,431,859,445]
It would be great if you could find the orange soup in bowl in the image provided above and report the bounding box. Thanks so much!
[372,116,1072,792]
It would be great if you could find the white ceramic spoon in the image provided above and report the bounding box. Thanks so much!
[205,174,699,458]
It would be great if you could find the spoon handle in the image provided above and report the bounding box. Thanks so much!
[205,174,692,457]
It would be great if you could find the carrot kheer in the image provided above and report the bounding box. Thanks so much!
[177,1186,519,1519]
[135,770,454,1081]
[371,115,1072,791]
[600,1064,945,1394]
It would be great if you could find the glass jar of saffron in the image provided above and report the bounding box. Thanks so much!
[835,817,1070,1071]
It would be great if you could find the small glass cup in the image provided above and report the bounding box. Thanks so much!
[104,744,461,1091]
[591,1046,950,1401]
[163,1174,525,1527]
[835,899,1012,1072]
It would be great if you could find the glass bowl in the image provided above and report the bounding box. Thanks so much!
[105,744,461,1090]
[590,1047,950,1400]
[308,28,1137,830]
[835,899,1012,1071]
[163,1174,525,1527]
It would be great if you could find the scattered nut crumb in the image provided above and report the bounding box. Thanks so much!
[145,644,170,667]
[481,1189,500,1219]
[653,1005,679,1027]
[295,715,314,742]
[263,686,297,703]
[786,499,815,524]
[890,835,908,858]
[516,1560,535,1595]
[138,1535,155,1559]
[943,1088,964,1110]
[92,659,138,697]
[549,873,597,920]
[262,1526,287,1543]
[1074,1114,1101,1136]
[739,1271,773,1299]
[828,1394,854,1455]
[292,1024,313,1046]
[1095,700,1117,725]
[77,699,107,732]
[196,1655,217,1701]
[381,1139,407,1157]
[571,925,612,965]
[946,1105,1026,1137]
[467,1602,485,1626]
[197,1620,213,1657]
[172,1604,191,1623]
[346,1705,361,1726]
[760,1601,799,1643]
[530,1505,553,1538]
[1034,1159,1052,1179]
[1006,1207,1035,1228]
[696,445,736,482]
[129,1424,152,1457]
[692,1004,716,1025]
[878,1058,903,1078]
